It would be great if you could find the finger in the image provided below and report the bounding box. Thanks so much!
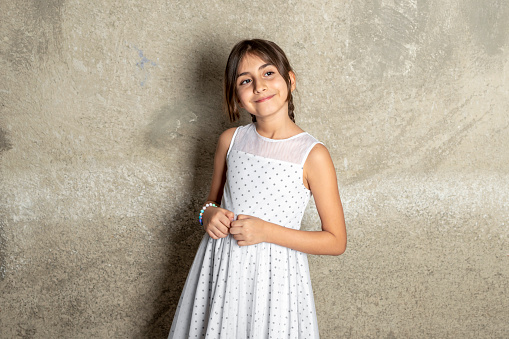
[207,225,227,238]
[231,219,247,227]
[209,214,230,230]
[224,210,235,221]
[212,227,228,238]
[216,213,233,228]
[212,232,226,239]
[237,214,250,220]
[207,231,219,240]
[232,234,243,241]
[214,223,230,235]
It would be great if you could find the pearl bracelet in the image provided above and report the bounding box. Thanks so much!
[199,202,218,225]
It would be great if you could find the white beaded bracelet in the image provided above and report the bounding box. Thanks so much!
[199,203,218,225]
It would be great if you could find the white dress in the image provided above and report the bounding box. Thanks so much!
[169,123,322,339]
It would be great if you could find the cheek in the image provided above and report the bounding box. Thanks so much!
[237,88,249,102]
[278,83,289,98]
[276,78,289,94]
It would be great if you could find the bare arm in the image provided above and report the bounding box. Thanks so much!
[201,128,237,239]
[230,144,347,255]
[205,128,236,204]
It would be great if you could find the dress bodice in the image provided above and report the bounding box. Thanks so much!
[222,123,322,230]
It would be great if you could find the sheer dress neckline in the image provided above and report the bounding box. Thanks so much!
[253,123,308,142]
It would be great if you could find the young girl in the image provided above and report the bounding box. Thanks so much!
[169,39,346,339]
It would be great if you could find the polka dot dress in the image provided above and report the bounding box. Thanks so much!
[169,123,322,339]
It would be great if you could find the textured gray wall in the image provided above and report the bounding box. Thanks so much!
[1,0,508,338]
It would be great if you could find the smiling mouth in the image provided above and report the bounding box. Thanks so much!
[255,95,275,103]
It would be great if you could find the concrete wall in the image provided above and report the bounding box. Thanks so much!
[1,0,507,338]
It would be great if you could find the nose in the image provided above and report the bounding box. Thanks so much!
[254,79,267,93]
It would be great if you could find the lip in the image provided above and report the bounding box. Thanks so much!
[255,94,275,103]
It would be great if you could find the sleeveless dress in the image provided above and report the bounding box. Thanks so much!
[169,123,322,339]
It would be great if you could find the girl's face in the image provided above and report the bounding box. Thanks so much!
[236,53,295,121]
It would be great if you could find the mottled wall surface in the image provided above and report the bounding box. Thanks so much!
[1,0,508,338]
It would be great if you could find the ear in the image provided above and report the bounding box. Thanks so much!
[289,71,296,92]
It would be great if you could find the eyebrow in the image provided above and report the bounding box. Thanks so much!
[237,63,272,77]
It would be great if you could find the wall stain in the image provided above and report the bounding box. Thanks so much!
[144,40,226,148]
[4,0,64,71]
[16,322,37,339]
[461,0,509,55]
[0,128,13,153]
[126,43,158,86]
[348,0,430,77]
[135,48,157,71]
[135,47,157,86]
[374,0,419,69]
[144,103,194,148]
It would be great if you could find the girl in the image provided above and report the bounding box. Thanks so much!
[169,39,346,339]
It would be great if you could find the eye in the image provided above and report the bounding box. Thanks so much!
[239,78,251,85]
[264,71,275,76]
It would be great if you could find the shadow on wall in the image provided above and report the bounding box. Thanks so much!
[0,128,13,153]
[141,40,231,338]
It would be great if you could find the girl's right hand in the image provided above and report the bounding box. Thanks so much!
[202,207,235,239]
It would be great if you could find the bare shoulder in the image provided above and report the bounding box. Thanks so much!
[306,143,333,168]
[303,143,336,189]
[217,127,238,151]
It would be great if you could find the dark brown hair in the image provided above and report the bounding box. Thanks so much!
[224,39,295,123]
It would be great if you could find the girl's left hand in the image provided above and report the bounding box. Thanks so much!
[230,214,269,246]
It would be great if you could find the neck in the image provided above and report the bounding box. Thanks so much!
[254,115,301,140]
